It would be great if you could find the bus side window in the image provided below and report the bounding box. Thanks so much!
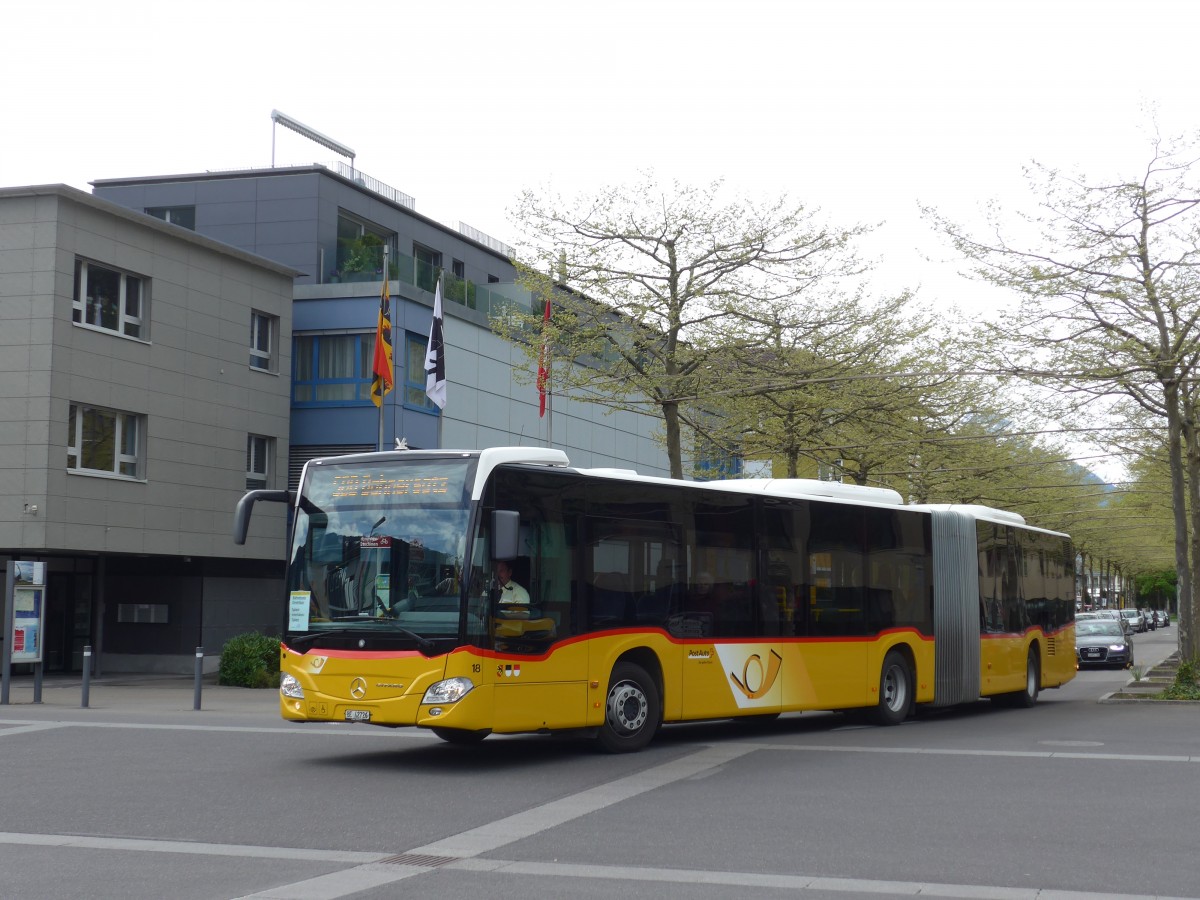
[591,572,631,624]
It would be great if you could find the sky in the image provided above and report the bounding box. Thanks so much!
[5,0,1197,478]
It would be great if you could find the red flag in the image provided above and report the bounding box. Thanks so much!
[537,298,551,417]
[370,278,394,408]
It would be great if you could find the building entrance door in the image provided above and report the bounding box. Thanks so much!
[44,573,92,673]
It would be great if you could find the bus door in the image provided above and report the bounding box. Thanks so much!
[480,500,589,733]
[678,498,780,720]
[802,503,870,709]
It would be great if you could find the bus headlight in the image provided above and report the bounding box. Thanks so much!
[280,673,305,699]
[423,676,474,704]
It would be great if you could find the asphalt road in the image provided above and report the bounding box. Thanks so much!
[1,627,1195,900]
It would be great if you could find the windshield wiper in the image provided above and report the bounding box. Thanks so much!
[390,626,435,653]
[284,632,326,648]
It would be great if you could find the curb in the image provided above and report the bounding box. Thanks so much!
[1097,651,1198,704]
[1098,692,1200,705]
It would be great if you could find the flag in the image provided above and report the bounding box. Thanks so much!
[424,276,447,409]
[537,297,551,417]
[370,277,394,408]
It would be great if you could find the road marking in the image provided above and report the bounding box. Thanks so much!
[756,743,1200,763]
[1,830,1195,900]
[232,744,755,898]
[448,857,1200,899]
[412,743,755,857]
[6,714,1200,763]
[3,731,1197,900]
[0,831,385,863]
[0,718,421,738]
[0,723,68,737]
[238,864,427,897]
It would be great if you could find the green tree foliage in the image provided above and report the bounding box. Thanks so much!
[696,289,937,482]
[506,174,871,478]
[1136,569,1177,609]
[925,130,1200,658]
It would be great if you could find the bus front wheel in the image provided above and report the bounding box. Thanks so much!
[868,650,912,726]
[598,662,660,753]
[431,727,490,745]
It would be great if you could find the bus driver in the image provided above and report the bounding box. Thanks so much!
[494,559,530,606]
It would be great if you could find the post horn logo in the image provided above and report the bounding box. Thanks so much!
[730,649,783,700]
[349,677,367,700]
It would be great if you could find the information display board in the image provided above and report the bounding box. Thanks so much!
[10,561,46,664]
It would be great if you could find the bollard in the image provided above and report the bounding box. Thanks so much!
[193,647,204,710]
[81,645,92,708]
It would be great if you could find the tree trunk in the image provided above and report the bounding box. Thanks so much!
[662,399,683,480]
[1169,382,1194,659]
[1181,408,1198,660]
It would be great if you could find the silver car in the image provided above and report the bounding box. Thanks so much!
[1119,609,1146,633]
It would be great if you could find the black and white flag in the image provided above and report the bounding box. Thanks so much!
[424,276,447,409]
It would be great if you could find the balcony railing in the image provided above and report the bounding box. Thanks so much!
[328,251,536,319]
[336,162,415,210]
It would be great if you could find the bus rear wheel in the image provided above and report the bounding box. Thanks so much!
[598,662,660,753]
[868,650,912,726]
[995,647,1040,708]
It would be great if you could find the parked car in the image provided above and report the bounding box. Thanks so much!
[1141,608,1156,631]
[1156,610,1170,628]
[1120,608,1146,633]
[1076,619,1135,669]
[1092,609,1134,636]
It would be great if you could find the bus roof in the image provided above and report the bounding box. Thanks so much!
[305,447,1063,536]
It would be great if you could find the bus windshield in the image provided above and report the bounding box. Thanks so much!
[285,457,477,642]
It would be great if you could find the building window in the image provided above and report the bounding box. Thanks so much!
[404,332,437,412]
[414,243,442,292]
[292,334,375,405]
[67,404,142,478]
[73,259,146,338]
[451,259,465,279]
[487,274,500,284]
[146,206,196,230]
[291,333,437,410]
[250,311,278,371]
[246,434,272,489]
[336,213,394,280]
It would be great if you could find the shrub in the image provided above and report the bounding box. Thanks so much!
[1161,657,1200,701]
[218,632,281,688]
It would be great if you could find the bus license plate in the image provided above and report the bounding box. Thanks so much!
[344,709,371,722]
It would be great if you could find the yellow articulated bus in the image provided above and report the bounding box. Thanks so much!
[233,447,1076,752]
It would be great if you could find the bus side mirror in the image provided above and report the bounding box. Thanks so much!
[232,489,293,544]
[491,510,520,560]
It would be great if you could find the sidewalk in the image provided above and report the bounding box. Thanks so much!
[0,672,280,716]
